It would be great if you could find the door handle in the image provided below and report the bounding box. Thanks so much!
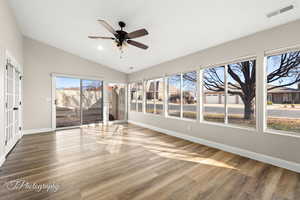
[13,107,19,110]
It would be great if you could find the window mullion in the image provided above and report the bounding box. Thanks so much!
[180,73,183,118]
[80,79,83,125]
[198,69,203,122]
[224,65,228,124]
[154,80,157,114]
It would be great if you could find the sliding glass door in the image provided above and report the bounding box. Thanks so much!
[82,80,103,124]
[55,76,103,128]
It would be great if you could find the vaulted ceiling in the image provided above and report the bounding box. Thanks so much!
[9,0,300,73]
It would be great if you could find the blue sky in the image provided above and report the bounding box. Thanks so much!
[267,54,299,89]
[56,77,102,89]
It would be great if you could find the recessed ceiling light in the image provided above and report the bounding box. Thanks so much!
[129,67,134,70]
[97,45,103,51]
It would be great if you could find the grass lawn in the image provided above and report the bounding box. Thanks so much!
[204,113,256,128]
[267,117,300,133]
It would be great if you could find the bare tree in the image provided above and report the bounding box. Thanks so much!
[203,51,300,120]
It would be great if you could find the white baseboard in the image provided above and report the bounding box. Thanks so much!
[23,128,54,135]
[128,120,300,173]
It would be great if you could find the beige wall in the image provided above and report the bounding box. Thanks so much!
[0,0,23,159]
[23,37,127,130]
[128,19,300,165]
[0,0,23,63]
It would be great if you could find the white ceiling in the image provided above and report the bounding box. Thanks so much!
[9,0,300,73]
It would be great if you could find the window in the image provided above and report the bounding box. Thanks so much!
[203,66,225,123]
[227,60,256,128]
[155,78,164,115]
[202,59,256,128]
[130,83,137,111]
[168,74,181,117]
[266,50,300,134]
[137,82,143,112]
[146,80,155,113]
[129,82,143,112]
[183,71,197,119]
[146,78,164,114]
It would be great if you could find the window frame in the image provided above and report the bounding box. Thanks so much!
[129,82,138,112]
[200,56,258,130]
[145,78,165,115]
[166,70,198,121]
[182,70,198,120]
[264,47,300,136]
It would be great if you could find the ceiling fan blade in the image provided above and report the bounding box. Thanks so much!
[126,29,148,39]
[88,36,115,40]
[97,20,118,36]
[127,40,148,50]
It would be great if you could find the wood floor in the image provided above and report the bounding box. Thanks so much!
[0,123,299,200]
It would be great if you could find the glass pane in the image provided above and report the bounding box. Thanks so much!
[267,51,300,134]
[82,80,103,124]
[146,80,155,113]
[183,71,197,119]
[168,74,181,117]
[203,66,225,123]
[227,60,256,128]
[155,78,164,115]
[108,83,126,121]
[130,83,137,111]
[56,77,81,128]
[137,82,143,112]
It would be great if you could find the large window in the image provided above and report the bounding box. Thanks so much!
[202,59,256,128]
[227,60,256,128]
[266,50,300,134]
[146,78,164,114]
[203,66,225,123]
[167,71,197,119]
[183,71,197,119]
[130,83,137,111]
[137,82,143,112]
[168,74,181,117]
[130,82,143,112]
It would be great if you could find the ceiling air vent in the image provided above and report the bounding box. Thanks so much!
[267,4,294,18]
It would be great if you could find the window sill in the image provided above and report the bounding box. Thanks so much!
[264,129,300,139]
[200,120,257,133]
[165,115,198,123]
[144,112,164,117]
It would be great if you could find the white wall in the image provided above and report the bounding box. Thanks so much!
[128,19,300,165]
[0,0,23,162]
[23,37,127,131]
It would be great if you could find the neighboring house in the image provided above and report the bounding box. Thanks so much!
[267,84,300,104]
[203,83,300,105]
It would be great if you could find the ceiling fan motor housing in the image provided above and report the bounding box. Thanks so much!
[116,22,128,46]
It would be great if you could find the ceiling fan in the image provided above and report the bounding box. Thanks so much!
[89,20,149,50]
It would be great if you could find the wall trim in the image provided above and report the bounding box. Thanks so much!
[0,155,5,167]
[23,128,54,135]
[128,120,300,173]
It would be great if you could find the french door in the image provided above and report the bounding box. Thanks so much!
[54,76,103,128]
[108,83,127,121]
[4,60,22,153]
